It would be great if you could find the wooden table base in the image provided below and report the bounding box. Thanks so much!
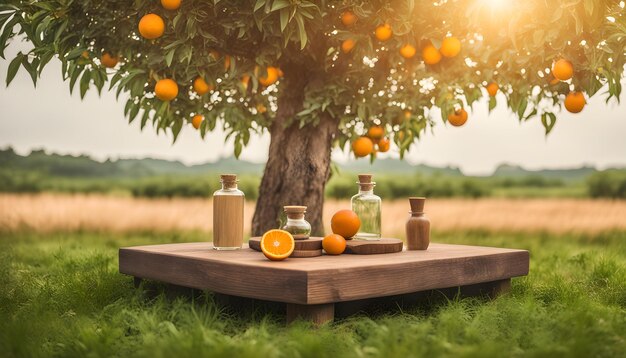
[131,276,512,325]
[121,242,528,325]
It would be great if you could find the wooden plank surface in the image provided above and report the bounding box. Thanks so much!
[119,242,529,305]
[344,238,403,254]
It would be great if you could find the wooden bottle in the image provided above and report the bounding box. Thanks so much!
[406,197,430,250]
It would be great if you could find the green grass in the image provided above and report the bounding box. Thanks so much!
[1,230,625,357]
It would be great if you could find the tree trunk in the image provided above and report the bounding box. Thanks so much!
[252,65,338,236]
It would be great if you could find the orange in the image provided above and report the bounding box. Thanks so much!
[331,210,361,239]
[260,229,295,261]
[377,137,390,153]
[367,125,384,140]
[399,44,416,59]
[276,67,284,78]
[256,103,267,114]
[341,39,356,53]
[259,66,279,86]
[549,76,561,85]
[352,137,374,157]
[322,234,346,255]
[440,36,461,58]
[138,14,165,40]
[486,82,498,97]
[241,74,250,90]
[552,59,573,81]
[192,114,203,129]
[193,77,212,95]
[341,10,357,26]
[375,24,392,41]
[81,50,90,59]
[161,0,181,10]
[564,91,585,113]
[100,52,118,68]
[422,44,441,65]
[154,78,178,101]
[448,108,468,127]
[209,50,220,61]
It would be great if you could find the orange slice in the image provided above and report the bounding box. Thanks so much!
[260,229,295,261]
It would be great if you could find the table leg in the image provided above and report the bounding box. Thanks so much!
[133,277,142,288]
[459,278,511,298]
[286,303,334,325]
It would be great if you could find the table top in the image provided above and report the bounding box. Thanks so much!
[119,242,529,305]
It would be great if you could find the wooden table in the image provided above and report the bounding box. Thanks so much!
[119,242,529,324]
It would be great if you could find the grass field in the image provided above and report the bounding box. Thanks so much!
[1,194,625,357]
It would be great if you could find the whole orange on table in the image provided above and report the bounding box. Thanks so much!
[322,234,346,255]
[260,229,295,261]
[331,209,360,239]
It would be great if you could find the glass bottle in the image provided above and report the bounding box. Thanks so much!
[212,174,244,250]
[281,206,311,240]
[406,197,430,250]
[351,174,382,240]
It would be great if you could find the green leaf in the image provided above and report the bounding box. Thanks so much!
[254,0,266,12]
[79,70,91,99]
[5,53,22,86]
[279,8,289,32]
[294,14,307,49]
[271,0,290,12]
[488,97,497,112]
[541,112,557,135]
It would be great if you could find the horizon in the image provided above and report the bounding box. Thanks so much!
[3,144,617,178]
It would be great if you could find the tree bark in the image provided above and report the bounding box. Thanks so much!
[252,65,338,236]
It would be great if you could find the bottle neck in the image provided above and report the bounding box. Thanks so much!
[221,183,238,190]
[410,211,425,217]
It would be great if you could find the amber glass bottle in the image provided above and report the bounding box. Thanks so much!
[406,197,430,250]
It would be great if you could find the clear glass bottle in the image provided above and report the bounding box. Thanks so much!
[281,206,311,240]
[212,174,244,250]
[351,174,382,240]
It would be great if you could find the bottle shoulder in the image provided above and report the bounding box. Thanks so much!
[351,193,381,202]
[213,188,245,196]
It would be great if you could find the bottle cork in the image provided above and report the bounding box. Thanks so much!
[409,197,426,213]
[220,174,238,189]
[284,205,307,220]
[357,174,375,191]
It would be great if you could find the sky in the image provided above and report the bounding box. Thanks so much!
[1,42,625,176]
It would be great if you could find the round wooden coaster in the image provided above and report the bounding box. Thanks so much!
[249,236,323,252]
[290,249,322,258]
[344,238,403,255]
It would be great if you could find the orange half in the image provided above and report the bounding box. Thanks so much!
[260,229,295,261]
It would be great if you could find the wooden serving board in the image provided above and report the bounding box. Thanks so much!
[345,238,403,254]
[248,237,403,255]
[248,237,322,251]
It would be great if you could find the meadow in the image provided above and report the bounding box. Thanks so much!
[1,193,625,357]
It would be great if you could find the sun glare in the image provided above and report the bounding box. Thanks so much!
[481,0,509,11]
